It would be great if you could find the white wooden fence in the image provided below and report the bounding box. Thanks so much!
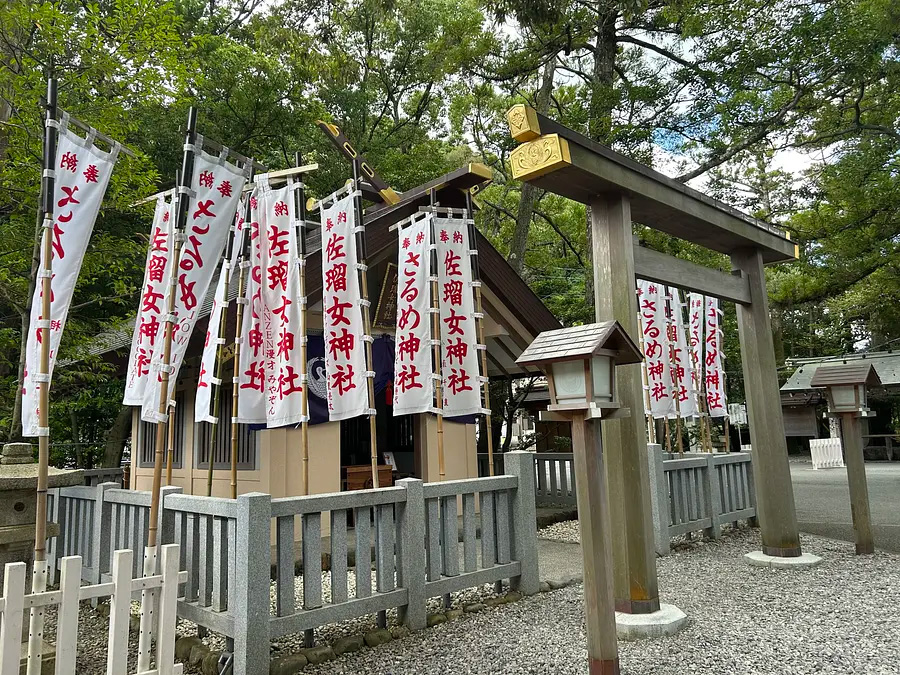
[0,546,185,675]
[810,438,844,469]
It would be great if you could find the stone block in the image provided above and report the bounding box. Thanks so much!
[269,653,308,675]
[189,644,210,666]
[175,636,204,662]
[445,609,463,620]
[201,651,222,675]
[504,591,522,603]
[364,628,393,647]
[390,625,411,639]
[426,612,447,626]
[333,634,365,655]
[615,603,688,640]
[301,645,335,665]
[463,602,486,613]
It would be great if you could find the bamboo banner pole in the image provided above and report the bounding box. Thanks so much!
[27,76,58,675]
[148,107,196,548]
[464,192,495,476]
[426,191,446,479]
[351,160,380,488]
[165,402,176,484]
[228,204,251,500]
[293,152,311,495]
[207,170,253,497]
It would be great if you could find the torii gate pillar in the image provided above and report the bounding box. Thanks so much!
[590,194,660,613]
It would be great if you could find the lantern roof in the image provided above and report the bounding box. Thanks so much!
[810,363,882,389]
[515,320,642,368]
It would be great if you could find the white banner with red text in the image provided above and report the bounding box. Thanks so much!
[141,147,248,423]
[667,287,698,418]
[236,189,267,423]
[258,177,306,427]
[688,293,704,402]
[393,213,435,416]
[123,196,174,406]
[195,201,245,423]
[23,122,120,436]
[637,280,675,419]
[704,296,727,417]
[321,192,370,421]
[435,215,484,417]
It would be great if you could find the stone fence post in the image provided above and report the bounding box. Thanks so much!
[646,444,670,555]
[90,482,117,586]
[233,493,271,675]
[158,485,183,546]
[704,455,723,540]
[505,451,540,595]
[396,478,426,630]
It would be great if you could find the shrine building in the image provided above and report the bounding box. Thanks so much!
[91,164,560,498]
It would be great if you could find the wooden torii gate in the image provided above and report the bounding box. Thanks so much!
[505,105,806,617]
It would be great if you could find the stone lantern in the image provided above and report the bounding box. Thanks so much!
[0,443,83,590]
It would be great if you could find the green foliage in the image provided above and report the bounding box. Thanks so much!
[1,0,898,460]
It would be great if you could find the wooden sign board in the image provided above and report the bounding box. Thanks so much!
[373,263,398,329]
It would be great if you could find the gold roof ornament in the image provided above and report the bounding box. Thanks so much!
[509,134,572,181]
[506,103,542,142]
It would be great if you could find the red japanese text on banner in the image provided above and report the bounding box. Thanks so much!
[259,179,305,427]
[236,189,267,423]
[321,193,369,421]
[667,287,698,418]
[637,279,675,419]
[704,296,727,417]
[393,214,434,416]
[435,216,483,417]
[688,293,704,396]
[195,201,246,424]
[23,124,119,436]
[123,196,173,406]
[140,149,248,423]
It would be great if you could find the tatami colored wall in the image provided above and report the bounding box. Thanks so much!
[416,416,478,483]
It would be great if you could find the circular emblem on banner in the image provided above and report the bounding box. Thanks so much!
[307,356,327,399]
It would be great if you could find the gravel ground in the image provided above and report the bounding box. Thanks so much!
[306,526,900,675]
[39,524,900,674]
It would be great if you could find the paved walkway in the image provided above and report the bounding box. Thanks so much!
[791,461,900,552]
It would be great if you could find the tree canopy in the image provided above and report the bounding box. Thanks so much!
[0,0,897,462]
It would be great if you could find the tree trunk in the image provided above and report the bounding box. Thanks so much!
[70,409,83,468]
[584,5,618,309]
[508,59,556,275]
[102,406,132,468]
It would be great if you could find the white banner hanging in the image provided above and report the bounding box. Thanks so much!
[688,293,704,399]
[23,123,119,436]
[667,288,698,418]
[637,280,675,419]
[123,197,173,406]
[321,193,369,421]
[141,148,248,423]
[435,215,483,417]
[236,189,267,423]
[195,201,246,424]
[258,178,305,427]
[393,213,435,416]
[704,296,727,417]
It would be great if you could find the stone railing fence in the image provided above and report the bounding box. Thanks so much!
[480,446,757,553]
[647,445,757,555]
[81,467,126,486]
[48,452,540,675]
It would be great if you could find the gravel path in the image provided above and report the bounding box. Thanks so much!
[305,526,900,675]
